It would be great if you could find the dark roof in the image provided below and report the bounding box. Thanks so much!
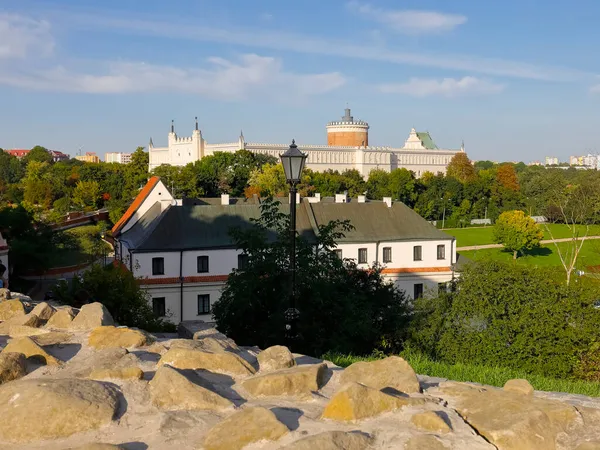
[306,201,453,242]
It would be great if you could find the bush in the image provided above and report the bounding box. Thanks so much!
[408,260,600,379]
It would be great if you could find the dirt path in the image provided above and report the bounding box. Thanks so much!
[457,235,600,251]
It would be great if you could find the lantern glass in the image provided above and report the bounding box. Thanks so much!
[280,140,307,184]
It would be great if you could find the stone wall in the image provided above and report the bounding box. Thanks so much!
[327,130,369,147]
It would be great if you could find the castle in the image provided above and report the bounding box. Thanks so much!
[148,108,463,177]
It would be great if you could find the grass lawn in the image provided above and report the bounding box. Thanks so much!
[445,224,600,248]
[323,350,600,397]
[460,240,600,268]
[50,224,112,268]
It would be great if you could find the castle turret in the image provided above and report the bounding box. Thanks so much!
[326,107,369,147]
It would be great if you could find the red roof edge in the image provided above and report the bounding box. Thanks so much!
[111,176,161,236]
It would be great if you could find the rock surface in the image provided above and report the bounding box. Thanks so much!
[88,326,150,349]
[257,345,296,372]
[281,431,374,449]
[340,355,421,393]
[69,302,114,331]
[242,362,327,398]
[0,378,120,442]
[0,288,10,300]
[2,336,62,365]
[504,378,534,396]
[158,347,255,376]
[411,410,452,433]
[202,406,289,450]
[46,307,77,329]
[30,302,56,320]
[88,366,144,381]
[0,299,25,321]
[0,352,27,384]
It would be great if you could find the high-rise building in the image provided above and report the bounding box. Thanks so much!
[105,152,133,164]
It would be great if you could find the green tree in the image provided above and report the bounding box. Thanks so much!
[388,168,418,206]
[446,152,477,183]
[212,198,409,356]
[72,180,101,211]
[247,163,288,197]
[124,147,149,198]
[493,210,543,259]
[23,146,53,164]
[365,169,391,199]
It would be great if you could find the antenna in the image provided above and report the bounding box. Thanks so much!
[77,146,84,156]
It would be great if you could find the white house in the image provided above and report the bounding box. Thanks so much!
[0,232,8,287]
[111,178,458,324]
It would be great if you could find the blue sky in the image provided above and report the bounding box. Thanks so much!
[1,0,600,162]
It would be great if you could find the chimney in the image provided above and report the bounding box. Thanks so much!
[221,194,230,205]
[335,194,348,203]
[288,192,301,204]
[307,193,321,203]
[358,195,366,203]
[383,197,392,207]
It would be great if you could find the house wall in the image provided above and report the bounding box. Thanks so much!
[120,181,174,234]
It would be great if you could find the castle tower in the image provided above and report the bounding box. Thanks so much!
[326,108,369,147]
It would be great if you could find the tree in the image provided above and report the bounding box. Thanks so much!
[446,152,476,183]
[212,198,409,356]
[388,168,418,206]
[365,169,391,199]
[496,163,520,192]
[493,210,543,259]
[247,163,288,197]
[72,180,101,211]
[23,146,53,164]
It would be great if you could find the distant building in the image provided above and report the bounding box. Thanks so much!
[112,177,459,323]
[105,152,133,164]
[51,151,69,162]
[148,109,464,178]
[4,149,68,162]
[528,161,542,166]
[545,156,559,166]
[75,152,100,163]
[569,154,598,169]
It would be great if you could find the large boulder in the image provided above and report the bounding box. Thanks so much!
[405,435,449,450]
[8,324,51,338]
[158,348,255,376]
[30,302,56,320]
[46,307,77,329]
[68,445,125,450]
[257,345,296,372]
[149,365,233,411]
[2,336,62,366]
[0,299,25,321]
[0,378,120,442]
[88,367,144,381]
[411,411,452,434]
[31,331,73,346]
[0,288,10,300]
[0,313,44,336]
[0,352,27,384]
[281,431,374,449]
[503,379,534,396]
[202,406,289,450]
[340,356,421,393]
[61,348,136,378]
[432,381,580,450]
[321,382,425,422]
[242,363,327,398]
[88,326,151,350]
[69,303,114,331]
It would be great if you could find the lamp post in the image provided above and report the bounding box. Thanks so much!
[440,197,446,229]
[100,233,106,266]
[280,140,307,348]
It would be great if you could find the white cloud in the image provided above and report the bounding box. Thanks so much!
[0,54,345,100]
[347,1,467,34]
[0,13,54,59]
[590,84,600,94]
[379,76,504,97]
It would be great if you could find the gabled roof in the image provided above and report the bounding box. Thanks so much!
[416,132,438,150]
[111,176,161,236]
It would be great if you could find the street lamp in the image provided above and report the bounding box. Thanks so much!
[440,197,447,229]
[280,139,307,348]
[100,233,107,266]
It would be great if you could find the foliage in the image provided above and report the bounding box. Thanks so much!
[446,152,477,183]
[407,260,600,379]
[247,163,288,197]
[212,198,409,356]
[52,264,175,332]
[496,163,520,191]
[493,210,543,259]
[23,146,53,164]
[72,180,101,211]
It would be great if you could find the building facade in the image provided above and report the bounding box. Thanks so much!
[75,152,100,163]
[112,177,458,324]
[5,149,69,162]
[105,152,133,164]
[148,109,463,178]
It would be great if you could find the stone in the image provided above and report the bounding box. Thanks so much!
[242,363,327,398]
[433,381,580,450]
[30,302,56,320]
[0,378,120,442]
[0,288,10,300]
[576,443,600,450]
[149,365,233,411]
[8,325,51,337]
[405,435,449,450]
[321,382,424,422]
[69,302,114,331]
[410,411,452,434]
[158,348,255,376]
[68,445,125,450]
[203,406,289,450]
[0,299,25,321]
[146,341,169,354]
[31,331,73,346]
[46,307,77,329]
[88,367,144,381]
[171,337,238,354]
[2,336,62,365]
[61,348,130,378]
[0,352,27,384]
[88,326,150,350]
[257,345,296,372]
[503,378,534,396]
[281,431,374,449]
[340,356,421,394]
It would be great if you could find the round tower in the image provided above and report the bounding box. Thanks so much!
[326,108,369,147]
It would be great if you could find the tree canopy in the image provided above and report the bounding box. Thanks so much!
[493,210,544,259]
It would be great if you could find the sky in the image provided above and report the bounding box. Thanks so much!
[1,0,600,163]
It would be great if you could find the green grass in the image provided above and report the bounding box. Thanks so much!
[461,240,600,268]
[50,224,112,268]
[445,224,600,248]
[323,349,600,397]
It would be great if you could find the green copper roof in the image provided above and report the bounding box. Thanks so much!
[416,132,438,150]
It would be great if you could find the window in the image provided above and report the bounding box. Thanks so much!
[413,245,422,261]
[358,248,368,264]
[197,255,209,273]
[152,297,166,317]
[198,294,210,315]
[414,283,424,299]
[238,254,248,270]
[152,257,164,275]
[382,247,392,263]
[437,244,446,260]
[334,249,343,259]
